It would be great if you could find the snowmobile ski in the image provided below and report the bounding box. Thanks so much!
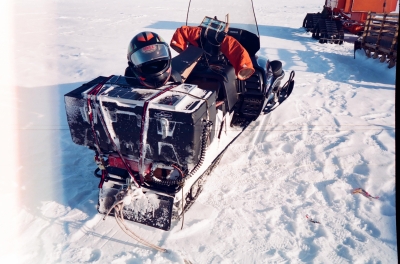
[263,70,295,114]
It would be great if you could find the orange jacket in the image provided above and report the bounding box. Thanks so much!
[171,26,255,80]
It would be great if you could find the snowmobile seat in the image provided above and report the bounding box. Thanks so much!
[171,45,204,82]
[185,76,225,109]
[186,64,238,112]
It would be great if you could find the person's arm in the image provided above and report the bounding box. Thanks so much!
[170,26,201,53]
[220,36,255,80]
[171,26,255,80]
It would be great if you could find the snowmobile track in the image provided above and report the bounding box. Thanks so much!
[172,120,253,221]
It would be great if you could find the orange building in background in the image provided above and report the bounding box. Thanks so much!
[326,0,398,23]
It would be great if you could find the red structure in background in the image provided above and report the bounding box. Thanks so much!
[304,0,398,67]
[326,0,398,34]
[303,0,398,44]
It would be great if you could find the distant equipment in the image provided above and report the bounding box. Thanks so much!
[303,0,398,68]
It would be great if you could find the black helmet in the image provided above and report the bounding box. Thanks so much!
[127,31,172,88]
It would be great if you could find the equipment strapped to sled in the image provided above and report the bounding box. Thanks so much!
[87,76,142,188]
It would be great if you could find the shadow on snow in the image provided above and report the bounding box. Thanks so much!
[17,82,99,219]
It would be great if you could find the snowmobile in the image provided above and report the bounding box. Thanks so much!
[64,0,295,234]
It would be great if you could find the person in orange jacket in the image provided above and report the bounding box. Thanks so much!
[170,23,255,81]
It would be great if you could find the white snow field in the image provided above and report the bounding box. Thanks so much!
[0,0,397,263]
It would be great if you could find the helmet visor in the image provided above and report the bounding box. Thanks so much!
[130,43,169,66]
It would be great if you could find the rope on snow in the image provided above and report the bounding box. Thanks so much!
[306,214,320,224]
[351,188,379,199]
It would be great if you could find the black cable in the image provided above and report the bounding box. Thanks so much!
[185,0,192,26]
[250,0,260,37]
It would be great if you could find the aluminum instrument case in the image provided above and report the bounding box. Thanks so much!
[64,75,216,170]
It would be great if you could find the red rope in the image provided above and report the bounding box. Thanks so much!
[87,76,113,188]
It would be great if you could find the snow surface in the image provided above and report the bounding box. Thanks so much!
[0,0,397,263]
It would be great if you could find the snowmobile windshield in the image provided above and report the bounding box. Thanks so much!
[130,43,170,66]
[185,0,259,36]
